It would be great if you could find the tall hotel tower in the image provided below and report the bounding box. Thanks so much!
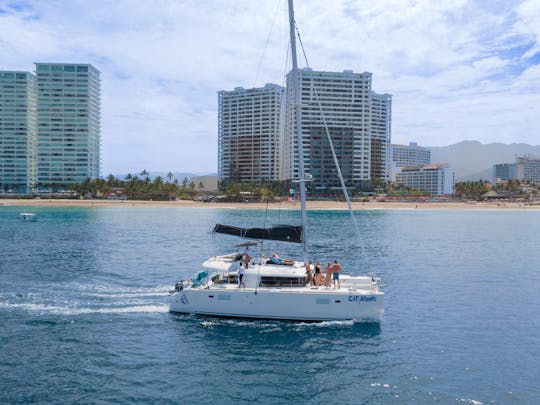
[36,63,101,184]
[0,71,37,193]
[283,68,391,190]
[218,83,284,184]
[370,92,392,182]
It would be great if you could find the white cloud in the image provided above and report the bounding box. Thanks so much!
[514,0,540,59]
[0,0,539,173]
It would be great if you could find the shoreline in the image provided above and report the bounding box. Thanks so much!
[1,198,539,210]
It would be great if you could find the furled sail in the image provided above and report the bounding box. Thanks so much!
[213,224,303,243]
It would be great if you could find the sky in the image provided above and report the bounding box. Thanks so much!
[1,0,539,175]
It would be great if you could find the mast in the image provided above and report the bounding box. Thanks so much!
[288,0,309,263]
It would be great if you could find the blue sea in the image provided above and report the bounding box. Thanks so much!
[1,205,539,404]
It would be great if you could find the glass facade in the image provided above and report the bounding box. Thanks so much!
[284,68,391,190]
[36,63,101,185]
[0,71,37,193]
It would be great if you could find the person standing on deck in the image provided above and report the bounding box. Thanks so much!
[314,262,322,286]
[332,260,341,289]
[305,261,314,286]
[325,262,332,287]
[238,264,246,288]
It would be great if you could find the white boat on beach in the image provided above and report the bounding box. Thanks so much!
[168,0,384,322]
[19,213,38,222]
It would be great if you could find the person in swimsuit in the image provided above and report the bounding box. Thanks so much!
[314,262,322,286]
[332,260,341,289]
[305,261,314,286]
[271,252,284,265]
[325,262,332,287]
[243,253,251,269]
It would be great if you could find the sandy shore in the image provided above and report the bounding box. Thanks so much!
[1,198,539,210]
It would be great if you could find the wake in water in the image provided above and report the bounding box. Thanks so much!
[190,316,374,334]
[0,283,171,316]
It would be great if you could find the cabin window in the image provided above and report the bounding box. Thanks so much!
[260,277,304,287]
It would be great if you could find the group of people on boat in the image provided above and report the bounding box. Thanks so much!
[229,248,342,289]
[305,260,341,289]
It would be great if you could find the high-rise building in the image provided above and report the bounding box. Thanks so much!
[370,92,392,182]
[36,63,101,185]
[284,68,389,191]
[493,163,518,182]
[218,83,284,184]
[396,164,454,196]
[391,142,431,167]
[493,157,540,183]
[516,156,540,183]
[0,71,37,193]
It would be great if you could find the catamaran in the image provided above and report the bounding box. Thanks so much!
[168,0,384,322]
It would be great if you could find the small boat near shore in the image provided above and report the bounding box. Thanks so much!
[18,213,38,222]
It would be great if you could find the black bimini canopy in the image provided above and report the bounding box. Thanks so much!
[213,224,303,243]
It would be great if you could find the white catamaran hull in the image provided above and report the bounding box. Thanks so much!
[169,288,383,322]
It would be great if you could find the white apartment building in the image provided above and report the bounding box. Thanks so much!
[283,68,383,190]
[391,142,431,167]
[493,157,540,183]
[0,71,37,193]
[218,83,284,184]
[36,63,101,185]
[516,157,540,183]
[396,164,454,196]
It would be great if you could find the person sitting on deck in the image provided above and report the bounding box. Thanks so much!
[270,252,295,266]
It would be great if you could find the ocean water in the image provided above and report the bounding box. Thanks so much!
[1,205,539,404]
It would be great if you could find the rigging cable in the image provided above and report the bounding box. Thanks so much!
[251,0,283,88]
[295,24,375,276]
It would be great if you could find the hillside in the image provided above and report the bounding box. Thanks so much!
[428,141,540,181]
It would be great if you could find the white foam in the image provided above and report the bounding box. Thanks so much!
[0,301,169,315]
[458,399,483,405]
[259,327,283,333]
[84,292,170,298]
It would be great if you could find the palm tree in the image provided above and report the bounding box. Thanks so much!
[140,169,150,184]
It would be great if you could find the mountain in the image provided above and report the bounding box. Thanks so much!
[428,141,540,182]
[111,171,216,182]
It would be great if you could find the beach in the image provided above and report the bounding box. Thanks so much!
[1,198,539,210]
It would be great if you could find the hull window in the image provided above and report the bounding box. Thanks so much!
[316,298,330,305]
